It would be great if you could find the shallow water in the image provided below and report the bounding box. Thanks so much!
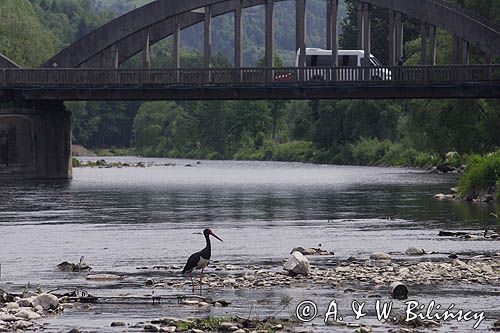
[0,158,498,332]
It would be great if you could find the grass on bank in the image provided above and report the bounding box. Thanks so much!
[459,151,500,200]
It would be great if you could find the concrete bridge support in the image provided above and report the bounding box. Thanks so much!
[204,6,212,69]
[327,0,339,68]
[362,3,371,67]
[0,101,72,180]
[296,0,306,81]
[429,24,437,65]
[143,29,151,68]
[421,22,428,64]
[395,12,404,63]
[265,0,275,82]
[174,17,181,69]
[234,2,243,68]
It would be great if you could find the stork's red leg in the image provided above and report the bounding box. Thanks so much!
[199,269,204,295]
[190,271,194,294]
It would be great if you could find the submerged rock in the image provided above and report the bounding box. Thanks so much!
[57,257,91,272]
[110,322,126,327]
[283,251,310,276]
[369,252,391,260]
[405,247,426,256]
[86,274,123,281]
[291,246,333,256]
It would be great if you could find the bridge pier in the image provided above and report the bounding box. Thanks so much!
[0,101,72,180]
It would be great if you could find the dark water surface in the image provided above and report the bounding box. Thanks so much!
[1,158,498,332]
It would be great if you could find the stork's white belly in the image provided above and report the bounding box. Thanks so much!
[197,257,209,269]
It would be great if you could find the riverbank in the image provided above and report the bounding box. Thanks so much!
[74,139,469,169]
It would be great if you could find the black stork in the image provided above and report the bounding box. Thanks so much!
[182,228,223,293]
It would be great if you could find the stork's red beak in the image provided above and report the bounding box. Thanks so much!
[210,230,223,242]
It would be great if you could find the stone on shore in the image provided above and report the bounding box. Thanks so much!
[283,251,310,276]
[0,313,17,322]
[405,247,426,256]
[33,293,59,311]
[369,252,391,260]
[15,309,42,320]
[16,298,35,308]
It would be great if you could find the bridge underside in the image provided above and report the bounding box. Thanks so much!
[0,101,72,180]
[2,84,500,101]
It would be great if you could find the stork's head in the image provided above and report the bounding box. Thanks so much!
[203,228,223,242]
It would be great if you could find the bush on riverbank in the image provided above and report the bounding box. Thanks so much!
[96,147,137,156]
[459,151,500,201]
[309,138,438,168]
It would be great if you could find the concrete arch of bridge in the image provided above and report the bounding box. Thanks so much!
[43,0,500,69]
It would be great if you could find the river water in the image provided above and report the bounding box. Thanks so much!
[0,158,498,332]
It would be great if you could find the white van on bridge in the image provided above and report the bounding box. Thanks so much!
[293,48,392,81]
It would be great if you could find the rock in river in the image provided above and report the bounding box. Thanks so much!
[33,293,59,311]
[369,252,391,260]
[86,274,124,281]
[405,247,426,256]
[283,251,310,276]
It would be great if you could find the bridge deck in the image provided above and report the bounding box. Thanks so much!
[1,65,499,100]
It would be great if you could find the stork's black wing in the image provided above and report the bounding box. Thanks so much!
[182,250,201,273]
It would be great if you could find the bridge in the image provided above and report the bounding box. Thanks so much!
[1,0,499,180]
[1,65,500,100]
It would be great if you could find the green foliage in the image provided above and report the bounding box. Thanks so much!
[175,317,224,331]
[0,0,59,66]
[271,141,316,162]
[459,151,500,199]
[72,158,81,168]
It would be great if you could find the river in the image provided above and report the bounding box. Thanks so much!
[0,158,498,332]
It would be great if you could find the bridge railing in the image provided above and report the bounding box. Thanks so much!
[1,65,499,87]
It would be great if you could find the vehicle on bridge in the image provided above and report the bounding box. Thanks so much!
[278,48,391,81]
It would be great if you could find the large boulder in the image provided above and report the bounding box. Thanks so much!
[33,294,59,311]
[283,251,310,276]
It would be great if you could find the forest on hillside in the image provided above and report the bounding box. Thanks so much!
[0,0,499,167]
